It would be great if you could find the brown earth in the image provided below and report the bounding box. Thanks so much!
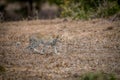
[0,19,120,80]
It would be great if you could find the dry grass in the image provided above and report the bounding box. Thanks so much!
[0,19,120,80]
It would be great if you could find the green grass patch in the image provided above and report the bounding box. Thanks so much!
[0,65,6,74]
[78,72,116,80]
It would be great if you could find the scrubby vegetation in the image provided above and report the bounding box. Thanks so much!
[60,0,120,20]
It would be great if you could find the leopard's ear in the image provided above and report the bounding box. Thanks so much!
[56,35,59,38]
[52,34,59,38]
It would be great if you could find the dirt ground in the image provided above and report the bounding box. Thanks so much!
[0,19,120,80]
